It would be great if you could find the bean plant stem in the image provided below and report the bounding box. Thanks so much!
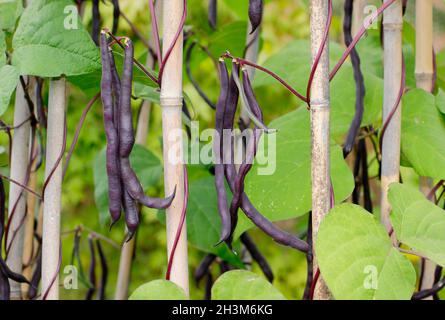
[310,0,331,300]
[41,78,67,300]
[160,0,189,296]
[5,77,33,299]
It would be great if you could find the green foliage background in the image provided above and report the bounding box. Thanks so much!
[1,0,445,300]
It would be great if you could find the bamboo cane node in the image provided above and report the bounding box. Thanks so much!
[160,96,183,108]
[309,101,330,111]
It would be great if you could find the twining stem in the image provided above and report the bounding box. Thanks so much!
[222,53,307,103]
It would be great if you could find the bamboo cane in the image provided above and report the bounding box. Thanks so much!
[114,0,161,301]
[21,137,38,298]
[381,0,403,232]
[415,0,435,298]
[415,0,434,92]
[41,78,67,300]
[6,78,32,300]
[160,0,189,295]
[310,0,331,300]
[352,0,367,36]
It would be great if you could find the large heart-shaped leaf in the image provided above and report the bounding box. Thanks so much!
[437,48,445,91]
[0,0,23,31]
[239,108,354,236]
[133,82,160,104]
[93,144,163,225]
[207,21,247,59]
[0,65,20,116]
[12,0,101,77]
[129,280,187,300]
[185,176,244,268]
[316,203,416,300]
[212,270,286,300]
[389,183,445,267]
[401,89,445,179]
[436,89,445,115]
[253,40,383,141]
[68,51,158,94]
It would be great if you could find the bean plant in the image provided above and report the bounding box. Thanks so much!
[0,0,444,301]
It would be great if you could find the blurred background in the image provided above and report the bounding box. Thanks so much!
[1,0,445,300]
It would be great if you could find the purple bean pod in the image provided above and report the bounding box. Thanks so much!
[85,237,96,300]
[96,240,108,300]
[240,233,273,282]
[122,188,139,241]
[100,32,123,225]
[248,0,263,34]
[214,60,232,244]
[342,0,365,157]
[208,0,217,30]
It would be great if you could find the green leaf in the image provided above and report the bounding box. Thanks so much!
[93,144,162,225]
[0,65,19,116]
[222,0,249,19]
[253,40,383,141]
[0,0,23,31]
[133,82,160,104]
[316,203,416,300]
[129,280,187,300]
[436,89,445,115]
[212,270,286,300]
[12,0,101,77]
[437,48,445,91]
[401,89,445,179]
[388,183,445,267]
[0,30,5,67]
[207,21,247,59]
[239,108,354,236]
[185,176,244,268]
[68,50,158,94]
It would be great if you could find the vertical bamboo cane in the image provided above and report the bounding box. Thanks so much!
[6,78,32,300]
[310,0,331,300]
[41,78,66,300]
[114,1,162,300]
[21,154,37,298]
[381,0,403,232]
[161,0,189,295]
[415,0,435,298]
[415,0,434,91]
[352,0,367,36]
